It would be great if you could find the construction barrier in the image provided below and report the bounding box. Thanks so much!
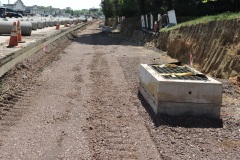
[8,22,18,47]
[17,21,25,43]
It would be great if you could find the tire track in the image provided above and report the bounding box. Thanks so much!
[74,22,160,159]
[86,49,138,159]
[0,30,79,151]
[85,42,160,159]
[0,88,35,147]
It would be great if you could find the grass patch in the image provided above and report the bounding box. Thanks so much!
[161,12,240,32]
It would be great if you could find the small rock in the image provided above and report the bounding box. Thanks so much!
[22,75,28,79]
[237,75,240,81]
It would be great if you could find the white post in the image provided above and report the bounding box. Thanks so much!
[158,14,162,30]
[158,14,161,21]
[167,10,177,24]
[150,14,153,30]
[141,15,145,28]
[145,14,148,29]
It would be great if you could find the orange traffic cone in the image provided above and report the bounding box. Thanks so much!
[65,23,70,27]
[56,21,60,30]
[8,22,18,48]
[17,21,25,43]
[154,21,158,32]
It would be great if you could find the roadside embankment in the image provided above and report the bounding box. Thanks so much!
[0,22,89,78]
[124,18,240,80]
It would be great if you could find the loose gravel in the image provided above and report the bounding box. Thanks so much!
[0,21,239,159]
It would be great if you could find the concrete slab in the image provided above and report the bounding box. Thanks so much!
[0,24,68,45]
[139,64,222,118]
[0,22,88,77]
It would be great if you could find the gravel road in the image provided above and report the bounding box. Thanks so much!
[0,21,239,159]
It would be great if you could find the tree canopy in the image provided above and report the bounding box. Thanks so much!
[101,0,240,18]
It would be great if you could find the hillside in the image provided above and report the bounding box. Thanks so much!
[121,14,240,83]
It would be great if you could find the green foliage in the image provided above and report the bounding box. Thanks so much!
[73,9,103,17]
[65,7,73,14]
[161,12,240,32]
[101,0,116,18]
[117,0,139,16]
[94,10,104,16]
[144,0,163,14]
[175,0,239,16]
[101,0,240,18]
[74,9,89,16]
[101,0,139,18]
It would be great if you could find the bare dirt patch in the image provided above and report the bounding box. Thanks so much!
[156,20,240,80]
[0,21,239,159]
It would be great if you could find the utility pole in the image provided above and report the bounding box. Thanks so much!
[8,0,10,4]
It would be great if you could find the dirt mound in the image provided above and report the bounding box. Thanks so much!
[155,19,240,79]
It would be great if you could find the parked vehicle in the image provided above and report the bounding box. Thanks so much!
[79,15,87,22]
[0,7,23,18]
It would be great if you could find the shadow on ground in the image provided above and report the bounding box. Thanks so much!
[138,91,223,128]
[71,31,140,47]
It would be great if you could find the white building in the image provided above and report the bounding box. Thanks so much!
[26,5,44,15]
[3,0,26,12]
[3,0,64,16]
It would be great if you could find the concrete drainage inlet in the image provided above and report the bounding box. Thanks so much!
[151,64,209,81]
[139,63,222,118]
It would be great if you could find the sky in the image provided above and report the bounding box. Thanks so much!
[1,0,102,10]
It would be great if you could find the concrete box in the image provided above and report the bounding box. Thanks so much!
[139,64,222,118]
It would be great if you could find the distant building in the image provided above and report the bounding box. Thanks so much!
[89,7,99,13]
[2,0,66,17]
[89,7,101,17]
[3,0,26,12]
[0,1,3,7]
[51,8,63,16]
[26,5,45,16]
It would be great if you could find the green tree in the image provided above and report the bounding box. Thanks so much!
[136,0,145,15]
[101,0,239,18]
[117,0,139,17]
[73,9,89,16]
[65,7,73,13]
[101,0,116,18]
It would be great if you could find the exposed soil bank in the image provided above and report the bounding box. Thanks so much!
[126,19,240,80]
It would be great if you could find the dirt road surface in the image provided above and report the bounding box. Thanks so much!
[0,21,239,159]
